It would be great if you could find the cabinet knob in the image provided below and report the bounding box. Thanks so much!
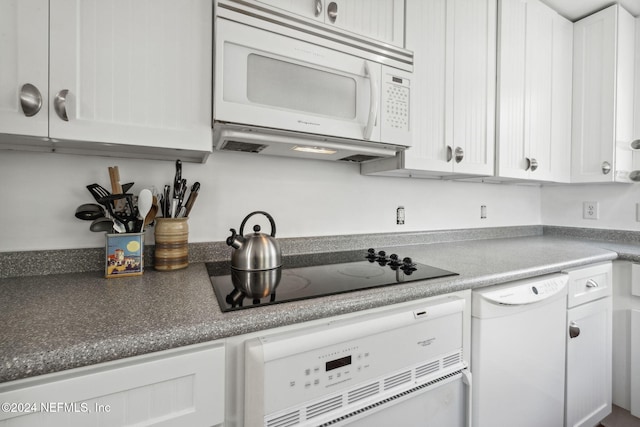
[314,0,322,17]
[454,147,464,163]
[446,145,453,162]
[586,279,599,288]
[530,158,538,172]
[569,321,580,339]
[54,89,70,121]
[601,161,611,175]
[19,83,43,117]
[327,2,338,22]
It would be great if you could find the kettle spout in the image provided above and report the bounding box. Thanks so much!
[226,228,244,249]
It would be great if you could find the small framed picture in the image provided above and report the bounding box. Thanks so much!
[105,233,144,278]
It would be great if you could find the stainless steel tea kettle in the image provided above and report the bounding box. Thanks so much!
[226,211,282,271]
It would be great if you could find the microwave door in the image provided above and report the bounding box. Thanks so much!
[214,18,381,142]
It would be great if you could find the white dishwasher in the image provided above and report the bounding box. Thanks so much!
[471,273,568,427]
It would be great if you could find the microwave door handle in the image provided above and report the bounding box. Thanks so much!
[363,62,379,140]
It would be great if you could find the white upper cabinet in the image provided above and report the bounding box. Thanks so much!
[1,0,213,162]
[252,0,405,47]
[0,0,49,146]
[571,5,637,183]
[362,0,496,178]
[496,0,572,183]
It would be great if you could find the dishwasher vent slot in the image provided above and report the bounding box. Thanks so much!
[416,360,440,378]
[383,370,412,390]
[306,396,343,419]
[266,410,300,427]
[348,382,379,404]
[443,351,462,368]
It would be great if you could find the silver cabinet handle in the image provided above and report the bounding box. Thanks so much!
[586,279,599,288]
[454,147,464,163]
[314,0,322,17]
[446,145,453,162]
[569,321,580,339]
[54,89,69,121]
[525,157,531,171]
[602,161,611,175]
[630,139,640,150]
[530,158,538,172]
[20,83,43,117]
[327,1,338,22]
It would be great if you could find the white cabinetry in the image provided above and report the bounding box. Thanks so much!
[564,262,613,427]
[0,0,212,163]
[611,261,640,419]
[0,0,49,147]
[0,342,225,427]
[571,5,637,183]
[251,0,405,47]
[362,0,496,178]
[496,0,572,183]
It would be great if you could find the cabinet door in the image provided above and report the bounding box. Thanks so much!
[0,0,48,138]
[402,0,450,173]
[450,0,496,176]
[571,6,617,183]
[496,0,528,180]
[0,343,225,427]
[497,0,571,182]
[48,0,212,154]
[329,0,404,47]
[566,297,612,427]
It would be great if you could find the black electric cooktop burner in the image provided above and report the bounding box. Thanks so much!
[208,249,458,312]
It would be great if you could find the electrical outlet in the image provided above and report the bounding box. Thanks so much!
[583,201,599,220]
[396,206,405,225]
[480,205,487,219]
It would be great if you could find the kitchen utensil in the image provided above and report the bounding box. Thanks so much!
[75,203,105,220]
[90,217,115,233]
[86,183,112,207]
[183,182,200,217]
[226,211,282,271]
[144,196,159,230]
[108,166,125,211]
[137,189,153,232]
[163,185,171,218]
[121,182,134,193]
[99,193,138,233]
[229,267,282,301]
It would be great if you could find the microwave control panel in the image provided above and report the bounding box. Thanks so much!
[381,70,411,146]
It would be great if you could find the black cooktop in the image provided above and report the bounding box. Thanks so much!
[208,249,458,312]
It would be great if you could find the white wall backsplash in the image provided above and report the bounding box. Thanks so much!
[0,150,541,252]
[541,183,640,230]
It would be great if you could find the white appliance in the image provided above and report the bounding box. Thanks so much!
[241,295,471,427]
[471,274,568,427]
[213,0,414,163]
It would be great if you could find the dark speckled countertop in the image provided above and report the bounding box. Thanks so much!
[1,228,638,384]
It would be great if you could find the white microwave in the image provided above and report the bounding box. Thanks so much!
[213,1,414,162]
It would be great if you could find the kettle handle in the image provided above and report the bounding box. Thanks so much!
[239,211,277,237]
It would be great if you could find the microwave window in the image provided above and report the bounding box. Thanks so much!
[247,54,356,119]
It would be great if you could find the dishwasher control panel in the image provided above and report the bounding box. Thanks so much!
[474,274,568,306]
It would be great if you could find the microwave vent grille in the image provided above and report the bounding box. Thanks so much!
[220,140,268,153]
[339,154,383,163]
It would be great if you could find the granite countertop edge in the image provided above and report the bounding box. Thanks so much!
[0,234,633,384]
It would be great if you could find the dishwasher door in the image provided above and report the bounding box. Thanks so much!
[471,274,568,427]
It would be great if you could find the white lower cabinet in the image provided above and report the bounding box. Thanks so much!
[0,341,225,427]
[564,262,613,427]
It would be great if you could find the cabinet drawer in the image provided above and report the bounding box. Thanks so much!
[564,262,612,308]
